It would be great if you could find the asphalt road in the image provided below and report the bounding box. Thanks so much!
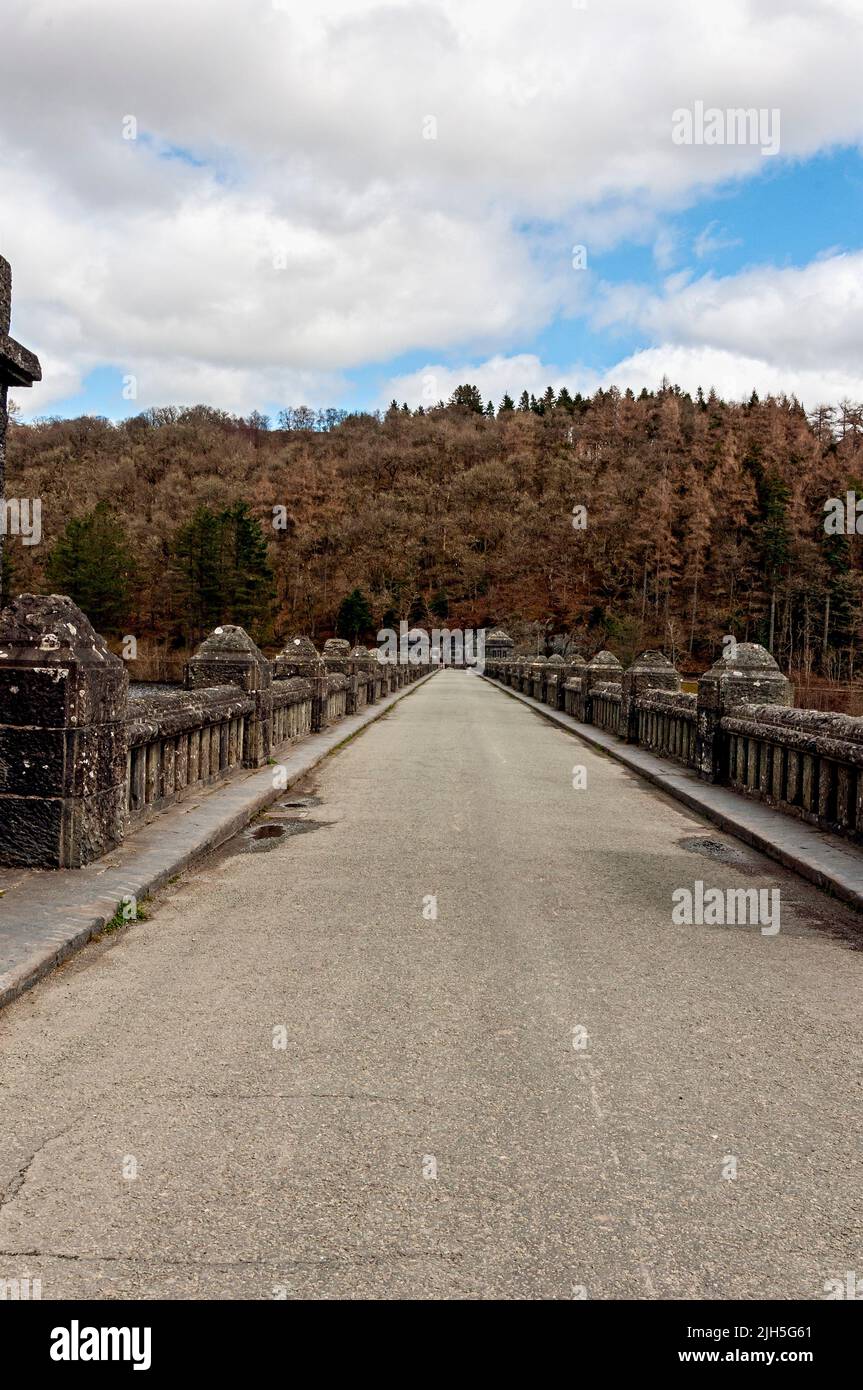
[0,670,860,1299]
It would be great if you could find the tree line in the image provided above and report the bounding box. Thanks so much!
[5,383,863,677]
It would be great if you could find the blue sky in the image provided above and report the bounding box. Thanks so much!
[4,0,863,421]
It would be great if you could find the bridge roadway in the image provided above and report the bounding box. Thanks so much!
[0,670,859,1300]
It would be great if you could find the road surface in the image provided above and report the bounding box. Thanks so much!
[0,670,860,1299]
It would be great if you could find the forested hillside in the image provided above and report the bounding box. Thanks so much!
[6,383,863,677]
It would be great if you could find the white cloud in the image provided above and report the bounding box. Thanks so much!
[2,0,863,414]
[385,343,863,411]
[594,251,863,373]
[693,221,743,259]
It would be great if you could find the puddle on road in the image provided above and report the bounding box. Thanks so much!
[241,817,330,852]
[678,835,750,865]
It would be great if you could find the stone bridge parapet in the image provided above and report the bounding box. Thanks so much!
[0,595,433,868]
[483,637,863,847]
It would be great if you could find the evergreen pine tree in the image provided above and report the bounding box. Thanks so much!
[336,587,374,641]
[47,501,135,635]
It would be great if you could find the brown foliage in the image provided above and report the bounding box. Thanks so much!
[7,387,863,673]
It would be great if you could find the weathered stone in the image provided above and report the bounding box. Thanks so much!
[187,624,273,766]
[485,627,514,660]
[621,650,681,742]
[581,650,623,725]
[696,642,792,783]
[0,594,127,867]
[273,636,332,730]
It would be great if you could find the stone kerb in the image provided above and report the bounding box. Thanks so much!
[696,642,792,783]
[622,650,681,742]
[187,624,273,765]
[0,594,128,867]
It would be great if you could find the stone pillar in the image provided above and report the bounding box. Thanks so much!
[529,655,547,700]
[582,650,623,724]
[323,637,353,713]
[696,642,793,783]
[273,635,328,731]
[187,624,273,766]
[349,645,376,706]
[552,653,587,710]
[621,650,681,742]
[485,628,515,662]
[0,594,128,867]
[543,653,567,708]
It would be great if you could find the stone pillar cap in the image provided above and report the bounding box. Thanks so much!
[0,593,119,666]
[703,642,782,677]
[629,649,676,670]
[193,623,262,655]
[277,635,320,660]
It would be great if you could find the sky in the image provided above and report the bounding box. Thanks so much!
[2,0,863,423]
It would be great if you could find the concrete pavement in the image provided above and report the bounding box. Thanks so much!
[0,669,860,1299]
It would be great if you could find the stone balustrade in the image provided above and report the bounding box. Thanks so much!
[126,683,255,828]
[637,689,697,766]
[721,705,863,839]
[0,594,432,868]
[483,638,863,847]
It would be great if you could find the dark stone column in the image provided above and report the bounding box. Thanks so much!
[274,636,328,732]
[621,650,681,742]
[544,654,567,708]
[322,637,352,711]
[0,594,128,867]
[582,650,623,725]
[187,624,273,766]
[529,655,547,700]
[349,644,376,706]
[696,642,792,783]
